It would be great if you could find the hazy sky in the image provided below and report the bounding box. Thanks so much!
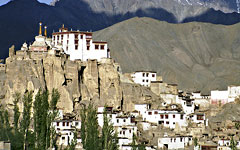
[0,0,53,6]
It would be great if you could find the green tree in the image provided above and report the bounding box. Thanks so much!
[101,106,118,150]
[131,133,137,150]
[80,104,86,149]
[48,89,60,149]
[34,89,60,150]
[80,103,101,150]
[13,93,21,131]
[21,91,33,150]
[230,136,237,150]
[85,103,100,150]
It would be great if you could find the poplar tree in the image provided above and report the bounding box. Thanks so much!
[80,104,86,149]
[21,91,33,150]
[85,103,100,150]
[34,89,60,150]
[101,106,118,150]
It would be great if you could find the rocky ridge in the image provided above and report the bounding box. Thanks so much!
[0,46,162,115]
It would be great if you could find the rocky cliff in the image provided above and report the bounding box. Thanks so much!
[0,46,162,115]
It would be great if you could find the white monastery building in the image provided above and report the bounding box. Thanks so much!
[131,71,157,87]
[52,25,110,61]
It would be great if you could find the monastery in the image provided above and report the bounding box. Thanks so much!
[2,23,240,150]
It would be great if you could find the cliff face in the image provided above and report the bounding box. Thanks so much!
[0,47,161,114]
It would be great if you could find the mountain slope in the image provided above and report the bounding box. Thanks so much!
[94,17,240,93]
[0,0,240,60]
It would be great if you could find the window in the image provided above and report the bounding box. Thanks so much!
[173,115,175,118]
[129,130,131,133]
[146,80,149,82]
[120,131,122,134]
[180,137,183,142]
[75,45,78,50]
[95,45,99,50]
[57,122,59,126]
[143,73,145,77]
[152,74,155,77]
[166,121,169,124]
[173,122,175,124]
[100,45,105,50]
[117,119,119,123]
[142,80,145,82]
[148,112,152,115]
[165,114,168,119]
[62,137,65,140]
[63,122,65,126]
[181,114,184,119]
[123,119,126,122]
[75,122,79,126]
[123,131,125,135]
[160,114,164,119]
[86,40,90,45]
[154,111,158,114]
[67,122,69,126]
[80,35,83,39]
[146,73,149,77]
[75,34,78,39]
[197,115,204,120]
[75,40,78,44]
[87,46,90,50]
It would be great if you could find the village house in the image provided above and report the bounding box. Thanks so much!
[131,71,157,87]
[52,119,81,148]
[52,25,110,61]
[158,133,193,149]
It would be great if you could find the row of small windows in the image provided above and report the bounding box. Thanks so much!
[142,73,155,78]
[169,137,192,143]
[53,34,84,40]
[119,129,132,135]
[148,112,184,119]
[56,121,79,127]
[142,79,149,83]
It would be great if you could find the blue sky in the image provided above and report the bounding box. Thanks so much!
[0,0,53,6]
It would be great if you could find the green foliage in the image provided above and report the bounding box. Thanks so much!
[0,89,60,150]
[235,122,240,130]
[131,133,137,150]
[230,136,237,150]
[101,106,118,150]
[194,137,198,146]
[80,105,86,149]
[13,93,21,131]
[85,103,100,150]
[21,91,33,150]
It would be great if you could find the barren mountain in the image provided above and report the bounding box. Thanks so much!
[94,17,240,93]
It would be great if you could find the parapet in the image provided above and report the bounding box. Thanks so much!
[0,64,6,71]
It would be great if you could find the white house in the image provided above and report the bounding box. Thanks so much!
[228,85,240,103]
[158,134,193,149]
[217,139,240,150]
[52,120,81,148]
[179,96,195,115]
[142,109,187,129]
[52,25,110,61]
[131,71,157,87]
[211,90,229,105]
